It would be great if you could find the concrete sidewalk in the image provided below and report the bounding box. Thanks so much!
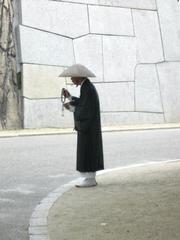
[48,161,180,240]
[1,123,180,138]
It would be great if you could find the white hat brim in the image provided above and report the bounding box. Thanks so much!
[59,64,96,78]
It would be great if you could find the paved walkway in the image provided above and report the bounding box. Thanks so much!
[48,161,180,240]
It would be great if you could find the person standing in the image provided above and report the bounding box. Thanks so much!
[59,64,104,187]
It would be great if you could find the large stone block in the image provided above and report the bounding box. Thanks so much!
[73,35,103,82]
[135,64,163,112]
[58,0,157,10]
[132,10,164,63]
[22,64,66,98]
[103,36,137,82]
[157,62,180,122]
[59,0,98,4]
[89,5,134,36]
[95,82,135,111]
[156,0,180,61]
[61,82,135,113]
[20,0,89,38]
[101,112,164,126]
[23,98,74,128]
[18,25,74,66]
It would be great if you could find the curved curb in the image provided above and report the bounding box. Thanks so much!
[28,159,180,240]
[28,178,81,240]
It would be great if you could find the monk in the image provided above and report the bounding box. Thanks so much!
[59,64,104,187]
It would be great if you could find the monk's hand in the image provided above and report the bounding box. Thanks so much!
[63,102,70,110]
[63,102,75,112]
[62,88,71,98]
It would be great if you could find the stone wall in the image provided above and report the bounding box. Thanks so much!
[15,0,180,128]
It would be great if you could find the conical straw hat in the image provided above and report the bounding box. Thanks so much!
[59,64,96,77]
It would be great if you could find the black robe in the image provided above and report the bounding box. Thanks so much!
[71,79,104,172]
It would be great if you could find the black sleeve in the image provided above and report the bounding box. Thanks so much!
[74,88,95,132]
[70,96,80,106]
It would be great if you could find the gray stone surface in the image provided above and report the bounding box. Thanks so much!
[18,25,74,66]
[30,235,49,240]
[30,218,47,227]
[60,0,98,4]
[58,0,157,10]
[20,0,89,38]
[29,226,48,235]
[101,112,164,125]
[74,35,103,82]
[23,98,74,128]
[22,64,66,98]
[133,9,164,63]
[23,80,166,127]
[95,82,135,111]
[89,5,134,36]
[135,64,163,112]
[157,62,180,122]
[156,0,180,61]
[15,0,180,127]
[103,36,137,82]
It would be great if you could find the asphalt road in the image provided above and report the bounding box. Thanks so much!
[0,128,180,240]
